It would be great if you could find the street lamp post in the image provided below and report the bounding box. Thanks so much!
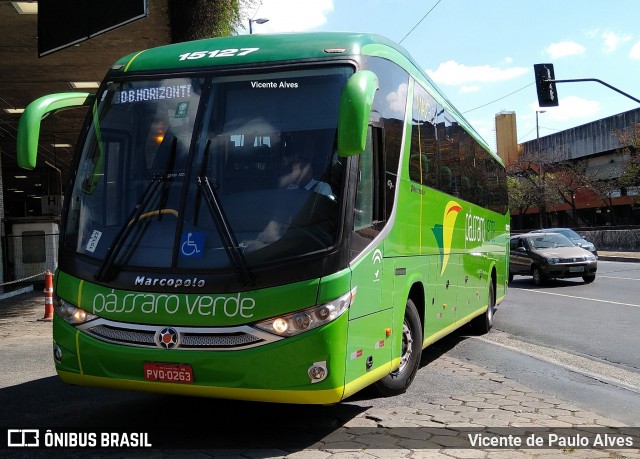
[536,110,547,173]
[536,109,546,152]
[536,109,547,227]
[249,18,269,34]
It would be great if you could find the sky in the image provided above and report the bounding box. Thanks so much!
[242,0,640,152]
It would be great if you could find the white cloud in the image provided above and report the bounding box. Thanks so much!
[546,41,586,59]
[250,0,334,33]
[585,28,600,39]
[532,96,600,122]
[630,41,640,59]
[387,83,409,115]
[426,60,528,86]
[601,31,632,53]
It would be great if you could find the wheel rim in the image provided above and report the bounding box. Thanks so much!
[397,320,414,373]
[487,285,495,326]
[533,268,541,283]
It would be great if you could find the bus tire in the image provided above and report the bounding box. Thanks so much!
[470,280,495,335]
[374,298,422,397]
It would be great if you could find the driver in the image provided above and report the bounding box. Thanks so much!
[278,155,333,197]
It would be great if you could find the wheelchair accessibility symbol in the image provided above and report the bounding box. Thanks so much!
[180,231,204,258]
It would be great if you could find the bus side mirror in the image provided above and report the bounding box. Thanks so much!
[17,92,95,169]
[337,70,379,157]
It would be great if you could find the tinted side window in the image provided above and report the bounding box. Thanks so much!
[410,82,508,214]
[361,56,409,221]
[409,83,437,187]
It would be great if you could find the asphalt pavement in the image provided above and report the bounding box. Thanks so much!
[1,255,639,458]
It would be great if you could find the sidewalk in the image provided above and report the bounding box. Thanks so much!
[2,290,640,457]
[598,251,640,263]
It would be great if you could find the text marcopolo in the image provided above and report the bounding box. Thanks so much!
[135,275,206,288]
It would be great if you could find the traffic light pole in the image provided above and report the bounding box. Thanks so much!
[548,77,640,104]
[534,63,640,107]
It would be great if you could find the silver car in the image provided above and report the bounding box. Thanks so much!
[509,232,598,285]
[530,228,598,257]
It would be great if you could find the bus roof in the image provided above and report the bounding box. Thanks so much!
[114,32,408,72]
[111,32,499,164]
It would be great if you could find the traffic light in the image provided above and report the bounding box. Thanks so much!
[534,63,559,107]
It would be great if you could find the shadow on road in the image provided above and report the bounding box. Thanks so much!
[507,278,596,290]
[0,375,369,451]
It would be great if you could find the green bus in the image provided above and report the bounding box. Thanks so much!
[17,32,509,404]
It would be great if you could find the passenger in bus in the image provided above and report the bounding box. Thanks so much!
[145,110,171,167]
[146,107,191,172]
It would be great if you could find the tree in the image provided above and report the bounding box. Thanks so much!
[612,121,640,189]
[507,176,535,229]
[507,156,557,228]
[169,0,259,42]
[543,159,589,226]
[588,179,620,226]
[580,163,623,226]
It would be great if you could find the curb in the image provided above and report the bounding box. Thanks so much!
[598,255,640,263]
[0,284,34,301]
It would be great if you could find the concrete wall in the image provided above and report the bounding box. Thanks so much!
[580,229,640,251]
[520,106,640,161]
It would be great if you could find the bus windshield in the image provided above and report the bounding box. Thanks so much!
[64,66,351,276]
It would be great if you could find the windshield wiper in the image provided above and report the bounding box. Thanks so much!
[95,136,177,281]
[197,172,253,287]
[193,138,211,227]
[158,137,178,219]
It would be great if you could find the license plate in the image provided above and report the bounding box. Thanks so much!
[569,266,585,272]
[144,362,193,384]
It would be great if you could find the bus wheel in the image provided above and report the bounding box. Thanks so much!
[470,281,495,335]
[374,298,422,396]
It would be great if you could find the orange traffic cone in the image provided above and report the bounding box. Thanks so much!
[39,270,54,321]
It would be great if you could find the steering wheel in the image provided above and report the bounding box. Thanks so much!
[128,208,179,226]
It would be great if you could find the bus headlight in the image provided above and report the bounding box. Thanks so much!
[55,298,98,325]
[253,288,356,337]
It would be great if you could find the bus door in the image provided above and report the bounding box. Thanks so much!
[344,132,394,383]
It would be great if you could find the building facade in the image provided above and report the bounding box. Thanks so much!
[498,108,640,230]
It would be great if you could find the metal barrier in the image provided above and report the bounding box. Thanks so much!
[1,232,59,285]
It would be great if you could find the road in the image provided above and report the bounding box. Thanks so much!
[443,259,640,425]
[497,259,640,371]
